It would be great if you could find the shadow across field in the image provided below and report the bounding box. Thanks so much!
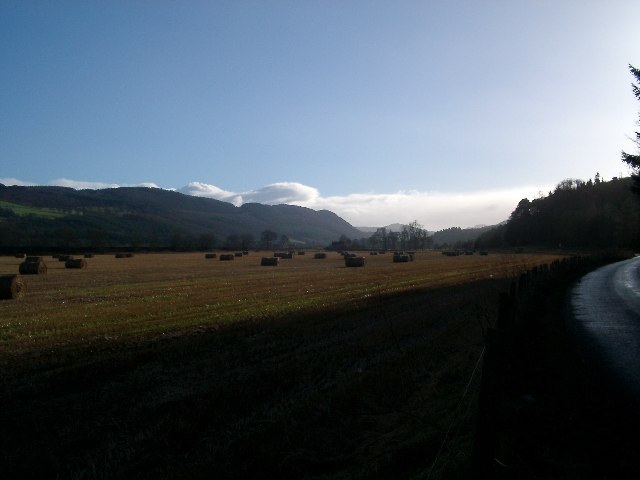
[0,278,508,479]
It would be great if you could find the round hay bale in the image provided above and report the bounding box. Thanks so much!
[242,251,249,255]
[25,256,42,263]
[125,253,134,258]
[115,253,127,258]
[0,275,26,300]
[314,252,327,259]
[369,251,378,255]
[65,258,87,269]
[19,261,47,274]
[205,253,217,259]
[14,253,25,259]
[345,256,365,267]
[261,257,279,266]
[84,253,94,258]
[297,251,305,255]
[393,254,410,263]
[234,252,243,257]
[219,254,234,261]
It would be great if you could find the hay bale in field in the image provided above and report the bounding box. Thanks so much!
[345,256,365,267]
[205,253,217,259]
[234,252,243,257]
[65,258,87,269]
[125,253,134,258]
[261,257,279,266]
[274,252,293,259]
[14,253,25,259]
[369,251,378,255]
[84,253,94,258]
[393,254,410,263]
[219,254,234,261]
[314,252,327,259]
[480,251,489,256]
[297,251,305,255]
[58,255,72,262]
[19,261,47,274]
[115,253,127,258]
[0,275,25,300]
[25,256,42,263]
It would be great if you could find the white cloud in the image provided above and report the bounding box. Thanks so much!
[179,182,243,206]
[0,177,35,186]
[48,178,161,190]
[241,182,320,204]
[179,180,548,230]
[293,187,549,230]
[49,178,121,189]
[2,176,549,230]
[179,181,319,207]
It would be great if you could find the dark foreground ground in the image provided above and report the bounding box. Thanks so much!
[0,280,503,479]
[3,263,636,479]
[484,274,640,479]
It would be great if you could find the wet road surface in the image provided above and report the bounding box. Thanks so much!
[570,256,640,399]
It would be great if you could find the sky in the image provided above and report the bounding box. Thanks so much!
[1,1,639,230]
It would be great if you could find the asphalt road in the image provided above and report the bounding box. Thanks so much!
[569,255,640,400]
[564,256,640,477]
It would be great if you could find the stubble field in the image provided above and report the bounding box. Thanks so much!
[0,251,563,479]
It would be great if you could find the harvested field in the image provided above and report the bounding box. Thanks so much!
[0,251,564,478]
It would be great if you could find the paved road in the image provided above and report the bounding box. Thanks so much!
[569,255,640,399]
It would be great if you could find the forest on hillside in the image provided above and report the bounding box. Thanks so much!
[0,185,362,251]
[476,176,640,250]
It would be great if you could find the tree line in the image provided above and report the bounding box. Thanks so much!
[327,221,433,251]
[475,176,640,250]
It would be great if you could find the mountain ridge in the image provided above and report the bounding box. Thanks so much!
[0,184,364,249]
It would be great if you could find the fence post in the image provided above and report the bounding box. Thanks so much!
[472,327,506,478]
[472,290,515,478]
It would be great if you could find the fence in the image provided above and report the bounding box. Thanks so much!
[471,252,632,478]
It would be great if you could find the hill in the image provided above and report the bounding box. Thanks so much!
[0,185,364,250]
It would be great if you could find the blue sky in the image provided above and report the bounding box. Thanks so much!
[2,1,639,229]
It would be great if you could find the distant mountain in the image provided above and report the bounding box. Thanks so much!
[357,223,406,233]
[0,185,364,249]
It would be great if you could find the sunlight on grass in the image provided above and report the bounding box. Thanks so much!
[0,251,563,359]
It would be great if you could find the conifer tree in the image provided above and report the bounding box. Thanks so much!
[621,64,640,193]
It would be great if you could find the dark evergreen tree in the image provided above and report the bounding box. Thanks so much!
[621,64,640,193]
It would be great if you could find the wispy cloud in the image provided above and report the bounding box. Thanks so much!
[49,178,161,190]
[180,181,548,230]
[179,181,320,207]
[1,177,547,230]
[0,177,35,186]
[0,178,160,190]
